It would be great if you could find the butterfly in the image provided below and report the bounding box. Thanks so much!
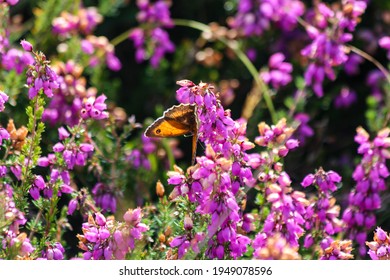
[144,103,198,165]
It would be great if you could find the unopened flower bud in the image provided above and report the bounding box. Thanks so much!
[156,180,165,197]
[20,39,33,52]
[184,215,193,230]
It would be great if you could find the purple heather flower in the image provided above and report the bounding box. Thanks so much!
[301,168,344,249]
[2,232,35,258]
[366,70,386,101]
[366,227,390,260]
[0,90,9,111]
[170,233,203,258]
[95,212,106,227]
[334,87,357,108]
[42,60,90,126]
[293,113,314,145]
[1,183,27,235]
[344,53,363,75]
[251,117,309,254]
[0,127,10,146]
[81,94,109,120]
[378,36,390,49]
[170,237,190,258]
[0,165,7,177]
[255,118,299,157]
[129,28,146,63]
[1,48,34,74]
[41,242,65,260]
[53,142,65,152]
[59,184,73,195]
[1,0,19,5]
[10,165,21,180]
[126,135,156,170]
[81,39,94,54]
[37,154,56,167]
[301,174,315,187]
[52,7,102,36]
[53,136,95,170]
[229,0,304,37]
[260,52,292,89]
[58,127,70,140]
[246,48,257,61]
[106,52,122,71]
[81,36,122,71]
[0,36,9,55]
[343,127,390,256]
[127,149,151,170]
[378,36,390,59]
[301,168,341,193]
[29,175,49,200]
[320,238,354,260]
[166,81,258,259]
[92,182,117,213]
[253,233,301,260]
[20,39,33,52]
[25,48,59,99]
[301,1,367,97]
[79,143,94,153]
[129,0,175,68]
[78,209,148,259]
[257,179,307,248]
[241,214,254,232]
[67,198,78,215]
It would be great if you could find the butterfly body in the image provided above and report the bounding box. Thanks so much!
[145,104,198,164]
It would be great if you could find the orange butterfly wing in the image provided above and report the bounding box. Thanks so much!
[144,118,192,137]
[145,104,197,137]
[144,103,198,164]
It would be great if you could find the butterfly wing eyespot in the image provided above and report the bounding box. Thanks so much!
[145,118,190,137]
[144,103,199,164]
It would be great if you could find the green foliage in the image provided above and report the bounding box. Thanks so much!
[33,0,75,48]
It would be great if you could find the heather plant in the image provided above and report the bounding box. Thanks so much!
[0,0,390,261]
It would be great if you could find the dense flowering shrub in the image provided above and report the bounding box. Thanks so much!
[0,0,389,260]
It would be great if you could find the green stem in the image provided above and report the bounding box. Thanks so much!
[347,45,390,84]
[109,19,276,122]
[173,19,276,123]
[162,139,175,168]
[21,96,39,189]
[111,29,132,47]
[346,45,390,127]
[28,209,42,240]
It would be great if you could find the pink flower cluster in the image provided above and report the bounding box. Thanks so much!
[81,36,122,71]
[92,182,118,214]
[366,227,390,260]
[77,209,148,259]
[0,183,34,259]
[229,0,305,36]
[301,168,345,250]
[168,80,258,259]
[1,48,33,74]
[43,60,96,126]
[301,1,367,97]
[80,94,109,120]
[52,7,102,36]
[343,127,390,256]
[21,40,60,99]
[253,119,307,253]
[260,52,293,89]
[129,0,175,68]
[0,0,18,6]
